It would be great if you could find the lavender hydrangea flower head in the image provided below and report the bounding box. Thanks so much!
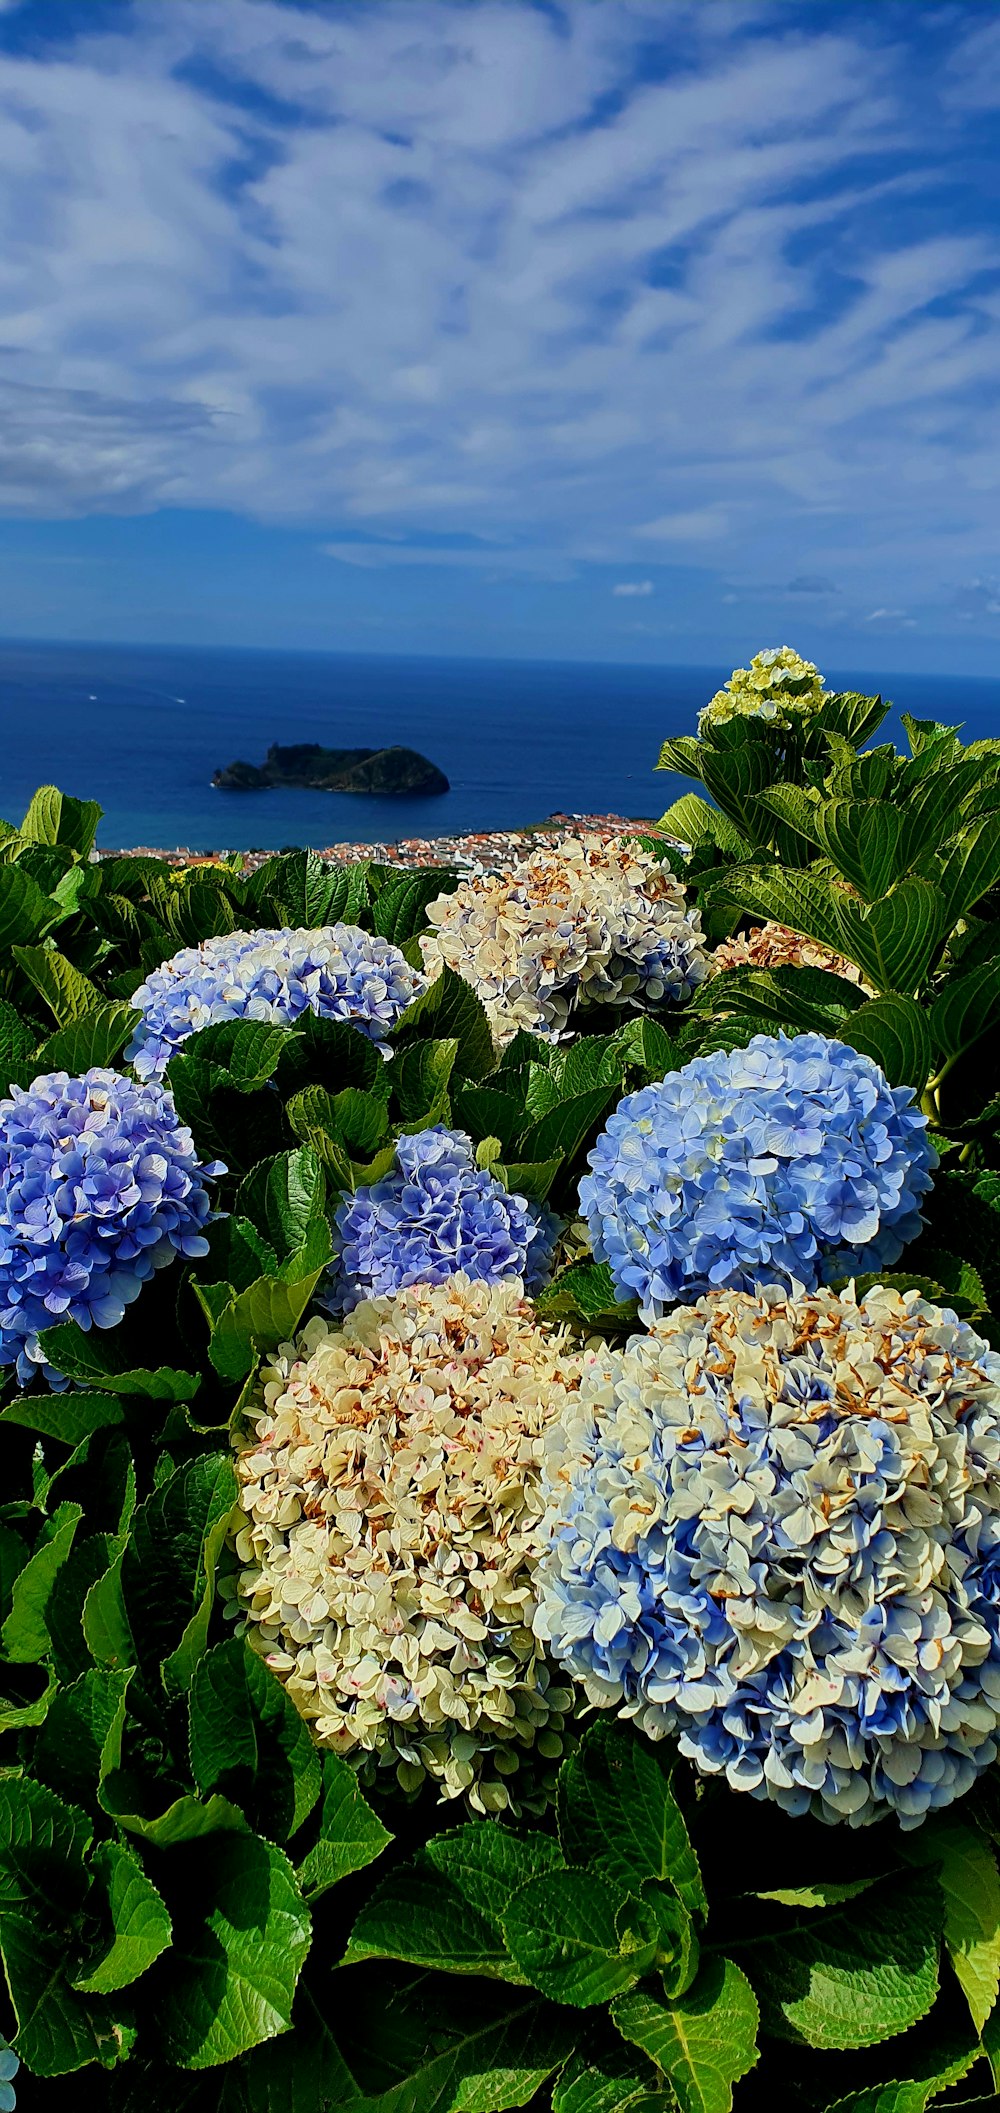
[0,1069,223,1382]
[324,1125,558,1313]
[232,1276,584,1811]
[534,1283,1000,1828]
[420,836,709,1047]
[580,1031,935,1314]
[126,925,426,1080]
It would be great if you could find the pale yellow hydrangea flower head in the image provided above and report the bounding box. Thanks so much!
[229,1274,586,1812]
[700,647,828,731]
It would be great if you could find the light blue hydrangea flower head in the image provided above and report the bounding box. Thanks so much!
[580,1031,935,1314]
[0,1068,223,1382]
[0,2040,16,2113]
[324,1125,558,1313]
[126,924,426,1080]
[534,1282,1000,1828]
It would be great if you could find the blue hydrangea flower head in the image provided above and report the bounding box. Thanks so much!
[0,1068,223,1382]
[0,2039,16,2113]
[534,1282,1000,1828]
[580,1030,935,1313]
[324,1125,559,1312]
[126,924,426,1079]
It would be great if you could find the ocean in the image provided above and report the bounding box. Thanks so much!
[1,639,998,853]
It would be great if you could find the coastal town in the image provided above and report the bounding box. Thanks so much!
[96,811,658,872]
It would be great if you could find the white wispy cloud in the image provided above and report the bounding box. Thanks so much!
[0,0,994,631]
[612,580,654,597]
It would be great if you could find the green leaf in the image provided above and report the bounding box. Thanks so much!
[502,1870,657,2008]
[612,1958,760,2113]
[840,995,932,1091]
[82,1548,135,1671]
[372,866,458,943]
[34,1666,131,1802]
[423,1823,567,1935]
[189,1635,322,1840]
[101,1787,248,1846]
[32,1002,136,1076]
[557,1720,706,1920]
[699,740,781,843]
[72,1839,171,1993]
[392,1036,459,1122]
[2,1910,127,2077]
[296,1749,392,1901]
[345,1861,516,1978]
[0,863,61,948]
[552,2040,666,2113]
[208,1237,330,1382]
[236,1147,327,1260]
[930,956,1000,1062]
[393,965,496,1080]
[21,785,101,857]
[937,809,1000,925]
[754,1878,882,1910]
[657,794,751,858]
[835,878,948,996]
[536,1262,638,1330]
[34,1322,201,1400]
[0,1771,92,1911]
[813,799,906,900]
[121,1453,237,1689]
[0,1391,125,1448]
[516,1085,617,1166]
[900,1817,1000,2034]
[182,1016,294,1089]
[11,946,101,1024]
[454,1083,531,1153]
[332,1970,576,2113]
[745,1869,943,2049]
[2,1500,82,1661]
[822,2034,983,2113]
[158,1832,311,2069]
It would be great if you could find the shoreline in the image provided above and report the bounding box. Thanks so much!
[95,810,660,872]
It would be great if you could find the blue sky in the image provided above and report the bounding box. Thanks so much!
[1,0,1000,669]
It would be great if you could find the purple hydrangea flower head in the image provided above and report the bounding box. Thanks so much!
[0,1068,224,1382]
[534,1283,1000,1828]
[324,1125,559,1313]
[126,925,426,1080]
[580,1030,935,1314]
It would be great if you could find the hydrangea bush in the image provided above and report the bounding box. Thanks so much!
[420,833,709,1045]
[324,1124,558,1310]
[231,1276,582,1810]
[5,673,1000,2109]
[580,1030,936,1313]
[126,922,425,1077]
[0,1067,221,1379]
[534,1282,1000,1827]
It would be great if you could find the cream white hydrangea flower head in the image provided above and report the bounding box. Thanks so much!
[230,1274,585,1812]
[700,648,828,732]
[420,834,709,1048]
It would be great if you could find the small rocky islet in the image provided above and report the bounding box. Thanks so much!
[212,739,449,795]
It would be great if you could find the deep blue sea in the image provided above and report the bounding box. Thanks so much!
[1,639,998,852]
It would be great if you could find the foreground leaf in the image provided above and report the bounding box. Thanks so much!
[72,1840,172,1993]
[900,1817,1000,2034]
[745,1869,942,2049]
[296,1750,392,1901]
[502,1870,657,2008]
[333,1966,576,2113]
[612,1957,759,2113]
[189,1635,322,1840]
[157,1832,311,2069]
[557,1720,706,1919]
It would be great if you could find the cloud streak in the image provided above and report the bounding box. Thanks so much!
[0,0,995,639]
